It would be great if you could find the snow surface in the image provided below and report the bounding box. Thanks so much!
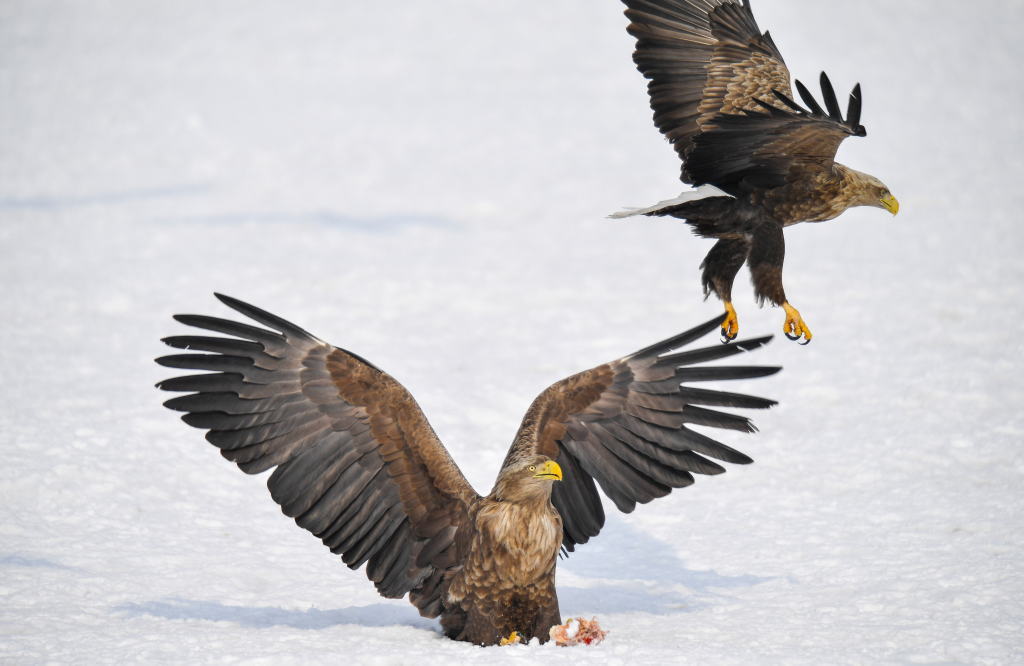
[2,1,1023,664]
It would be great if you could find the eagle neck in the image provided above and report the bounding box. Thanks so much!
[490,478,554,507]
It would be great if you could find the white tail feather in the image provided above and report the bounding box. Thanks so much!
[608,185,733,219]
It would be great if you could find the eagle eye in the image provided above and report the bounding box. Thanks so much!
[528,465,536,472]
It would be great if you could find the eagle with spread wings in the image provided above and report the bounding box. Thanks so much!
[157,295,779,645]
[612,0,898,344]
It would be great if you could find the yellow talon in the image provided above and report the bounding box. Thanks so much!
[781,302,812,344]
[721,302,739,343]
[500,631,521,646]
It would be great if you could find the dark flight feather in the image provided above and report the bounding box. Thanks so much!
[819,71,841,120]
[847,83,863,132]
[770,89,807,115]
[796,79,826,117]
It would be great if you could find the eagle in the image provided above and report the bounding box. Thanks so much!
[156,294,780,646]
[612,0,899,344]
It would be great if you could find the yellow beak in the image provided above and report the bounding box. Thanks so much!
[533,460,562,481]
[880,192,899,216]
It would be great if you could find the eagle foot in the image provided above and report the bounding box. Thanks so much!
[782,302,812,345]
[720,303,739,344]
[500,631,522,646]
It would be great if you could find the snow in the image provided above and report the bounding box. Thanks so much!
[1,0,1023,663]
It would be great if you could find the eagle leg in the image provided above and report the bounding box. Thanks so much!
[721,302,739,343]
[746,222,812,344]
[782,302,812,345]
[700,238,750,343]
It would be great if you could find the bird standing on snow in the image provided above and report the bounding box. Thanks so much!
[157,294,779,645]
[612,0,898,344]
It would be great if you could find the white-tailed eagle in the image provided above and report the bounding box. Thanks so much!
[156,294,780,645]
[612,0,898,344]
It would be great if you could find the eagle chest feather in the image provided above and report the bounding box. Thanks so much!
[758,168,848,225]
[451,501,562,600]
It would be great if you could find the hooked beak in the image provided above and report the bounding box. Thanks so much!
[880,192,899,216]
[533,460,562,481]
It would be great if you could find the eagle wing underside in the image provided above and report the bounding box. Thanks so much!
[156,294,478,618]
[503,315,780,551]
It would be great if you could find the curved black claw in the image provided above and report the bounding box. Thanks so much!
[720,329,738,344]
[798,336,811,346]
[785,331,801,341]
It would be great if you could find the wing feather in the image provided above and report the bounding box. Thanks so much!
[503,314,778,551]
[551,442,604,551]
[156,294,478,615]
[348,509,407,569]
[623,0,869,194]
[368,519,412,584]
[601,421,724,475]
[685,74,867,190]
[589,424,696,489]
[623,0,793,181]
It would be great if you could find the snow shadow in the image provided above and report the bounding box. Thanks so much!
[557,516,773,615]
[0,552,78,570]
[113,515,772,628]
[558,581,698,615]
[115,598,438,632]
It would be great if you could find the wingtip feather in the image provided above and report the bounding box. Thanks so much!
[795,79,825,117]
[847,82,863,130]
[732,334,774,352]
[819,71,841,119]
[211,293,320,343]
[626,314,726,361]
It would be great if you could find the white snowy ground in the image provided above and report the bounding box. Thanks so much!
[1,1,1022,663]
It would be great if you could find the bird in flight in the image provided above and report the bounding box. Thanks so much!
[157,294,779,645]
[612,0,898,344]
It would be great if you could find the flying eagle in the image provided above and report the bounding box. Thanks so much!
[612,0,899,344]
[156,294,780,645]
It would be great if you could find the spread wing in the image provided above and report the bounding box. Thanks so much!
[623,0,793,181]
[502,315,779,552]
[155,294,478,618]
[685,74,867,192]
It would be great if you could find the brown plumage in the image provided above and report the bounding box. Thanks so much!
[613,0,899,344]
[156,294,780,645]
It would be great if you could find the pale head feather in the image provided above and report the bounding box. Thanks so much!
[837,165,893,210]
[490,455,557,504]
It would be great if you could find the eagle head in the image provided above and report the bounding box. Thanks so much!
[492,455,562,503]
[842,167,899,216]
[867,178,899,216]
